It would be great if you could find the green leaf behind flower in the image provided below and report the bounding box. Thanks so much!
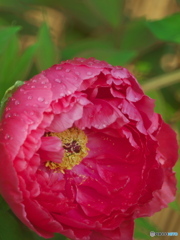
[36,23,59,71]
[77,49,136,66]
[135,218,159,239]
[0,206,24,240]
[0,81,24,119]
[146,13,180,43]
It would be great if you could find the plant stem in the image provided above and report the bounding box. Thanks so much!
[142,69,180,91]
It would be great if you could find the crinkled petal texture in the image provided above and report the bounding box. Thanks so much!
[0,58,178,240]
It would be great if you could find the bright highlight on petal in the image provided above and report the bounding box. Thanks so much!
[45,127,89,173]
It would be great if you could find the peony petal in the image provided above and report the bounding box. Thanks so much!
[156,119,178,167]
[38,136,64,163]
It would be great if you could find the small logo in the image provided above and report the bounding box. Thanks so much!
[150,231,155,237]
[150,231,178,237]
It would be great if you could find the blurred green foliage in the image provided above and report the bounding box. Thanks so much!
[0,0,179,239]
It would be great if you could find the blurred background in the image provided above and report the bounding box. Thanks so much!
[0,0,179,239]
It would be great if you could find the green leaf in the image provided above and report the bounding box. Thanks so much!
[135,218,159,232]
[10,43,37,81]
[0,196,10,212]
[0,33,20,99]
[0,210,25,240]
[146,13,180,43]
[169,199,180,211]
[85,0,124,28]
[134,230,151,240]
[62,39,113,60]
[174,160,180,189]
[77,49,136,65]
[53,0,101,28]
[121,19,156,51]
[146,90,174,121]
[0,26,21,54]
[36,23,58,71]
[0,81,24,117]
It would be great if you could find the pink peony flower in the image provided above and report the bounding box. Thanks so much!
[0,58,178,240]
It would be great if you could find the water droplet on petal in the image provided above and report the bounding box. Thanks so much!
[28,96,33,100]
[41,81,45,84]
[5,113,11,118]
[87,71,92,76]
[32,79,37,83]
[65,69,70,73]
[44,85,48,88]
[31,86,35,88]
[30,111,34,116]
[56,66,62,70]
[44,101,49,105]
[55,79,62,83]
[38,97,44,102]
[15,100,20,105]
[4,134,10,140]
[5,107,11,112]
[75,71,80,75]
[20,88,24,92]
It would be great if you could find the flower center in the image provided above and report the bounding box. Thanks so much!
[45,127,89,173]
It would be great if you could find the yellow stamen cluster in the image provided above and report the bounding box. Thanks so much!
[45,127,89,173]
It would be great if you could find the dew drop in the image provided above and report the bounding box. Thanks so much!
[65,69,70,73]
[56,66,62,70]
[87,71,92,76]
[38,97,44,102]
[4,134,10,140]
[15,100,20,105]
[30,111,34,116]
[41,81,45,84]
[44,86,48,88]
[75,71,80,75]
[5,113,11,118]
[28,96,33,100]
[31,86,35,88]
[20,88,24,92]
[5,107,11,112]
[32,79,37,83]
[44,101,49,105]
[55,79,62,83]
